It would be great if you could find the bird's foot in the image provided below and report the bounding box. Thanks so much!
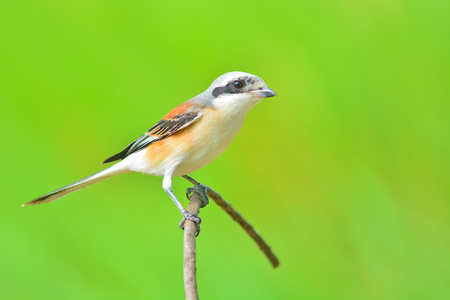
[186,184,209,208]
[179,183,208,236]
[179,211,202,236]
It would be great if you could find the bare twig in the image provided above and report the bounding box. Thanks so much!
[182,175,280,268]
[181,176,279,299]
[205,186,280,268]
[183,185,207,300]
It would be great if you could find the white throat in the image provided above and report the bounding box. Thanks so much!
[212,93,261,118]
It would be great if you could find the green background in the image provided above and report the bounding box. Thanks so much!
[1,0,449,299]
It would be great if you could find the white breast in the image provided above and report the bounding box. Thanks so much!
[172,109,247,177]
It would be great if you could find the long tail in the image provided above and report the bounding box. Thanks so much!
[23,163,130,206]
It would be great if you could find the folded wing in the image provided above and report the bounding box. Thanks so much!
[103,103,205,164]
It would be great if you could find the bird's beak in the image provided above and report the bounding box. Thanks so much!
[251,87,277,98]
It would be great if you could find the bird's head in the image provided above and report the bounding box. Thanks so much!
[201,71,276,114]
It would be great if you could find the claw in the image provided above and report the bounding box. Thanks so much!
[185,184,209,208]
[179,212,202,236]
[186,187,194,201]
[196,184,209,208]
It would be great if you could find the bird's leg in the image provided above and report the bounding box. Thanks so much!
[163,175,201,234]
[183,175,201,186]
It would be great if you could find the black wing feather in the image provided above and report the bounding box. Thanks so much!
[102,135,155,164]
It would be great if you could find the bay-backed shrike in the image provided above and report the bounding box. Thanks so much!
[23,72,276,226]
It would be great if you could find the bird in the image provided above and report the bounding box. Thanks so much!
[23,71,276,226]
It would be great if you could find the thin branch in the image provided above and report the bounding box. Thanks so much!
[183,185,205,300]
[181,175,279,300]
[205,186,280,268]
[182,175,280,268]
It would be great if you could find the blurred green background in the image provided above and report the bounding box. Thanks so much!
[1,0,449,299]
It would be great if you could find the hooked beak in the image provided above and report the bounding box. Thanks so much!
[251,87,277,98]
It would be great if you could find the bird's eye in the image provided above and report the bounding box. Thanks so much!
[232,80,245,89]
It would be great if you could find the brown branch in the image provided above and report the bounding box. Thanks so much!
[183,186,205,300]
[205,186,280,268]
[181,176,279,299]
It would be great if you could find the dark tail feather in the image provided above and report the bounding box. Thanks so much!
[23,164,129,206]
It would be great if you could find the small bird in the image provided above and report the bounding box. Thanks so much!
[23,72,276,225]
